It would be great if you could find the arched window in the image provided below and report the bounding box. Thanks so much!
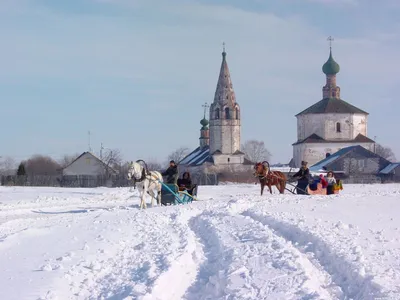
[332,91,336,97]
[215,108,220,119]
[225,107,230,119]
[235,108,239,119]
[336,122,341,133]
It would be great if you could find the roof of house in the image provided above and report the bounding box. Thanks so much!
[179,146,214,167]
[295,98,368,116]
[379,163,400,174]
[179,146,253,167]
[309,146,358,172]
[292,133,375,146]
[310,145,391,173]
[63,151,118,174]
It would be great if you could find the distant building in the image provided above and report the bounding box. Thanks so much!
[379,163,400,183]
[180,47,252,182]
[62,152,117,177]
[309,145,391,183]
[61,151,119,187]
[293,42,375,167]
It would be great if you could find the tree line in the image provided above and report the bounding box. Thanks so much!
[0,141,396,176]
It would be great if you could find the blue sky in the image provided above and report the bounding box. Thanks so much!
[1,0,399,165]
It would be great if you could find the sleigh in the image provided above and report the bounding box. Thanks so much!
[160,182,197,206]
[306,181,341,195]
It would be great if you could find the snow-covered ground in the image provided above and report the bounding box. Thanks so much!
[1,183,400,300]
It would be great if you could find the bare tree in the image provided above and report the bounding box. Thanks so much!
[241,140,272,163]
[0,156,16,175]
[58,153,80,168]
[167,147,190,163]
[375,144,396,162]
[112,161,132,178]
[102,149,122,176]
[24,155,61,176]
[146,159,163,171]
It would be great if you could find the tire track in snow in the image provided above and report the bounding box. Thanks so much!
[243,210,387,300]
[183,210,340,300]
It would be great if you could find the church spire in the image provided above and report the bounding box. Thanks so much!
[212,42,236,106]
[322,36,341,99]
[209,45,241,155]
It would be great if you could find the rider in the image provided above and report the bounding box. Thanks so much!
[291,161,311,195]
[161,160,179,184]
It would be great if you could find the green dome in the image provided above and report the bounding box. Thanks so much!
[200,117,209,128]
[322,49,340,75]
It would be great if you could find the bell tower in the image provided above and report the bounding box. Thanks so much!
[322,36,341,99]
[209,44,241,156]
[199,102,210,149]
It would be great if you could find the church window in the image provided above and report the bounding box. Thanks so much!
[215,108,220,119]
[336,122,341,133]
[235,108,239,119]
[332,91,336,97]
[225,107,230,119]
[226,95,229,100]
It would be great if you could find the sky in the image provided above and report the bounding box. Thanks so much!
[1,0,399,165]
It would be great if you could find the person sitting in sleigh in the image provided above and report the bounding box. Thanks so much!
[177,172,197,196]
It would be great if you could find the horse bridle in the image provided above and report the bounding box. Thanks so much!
[254,161,270,180]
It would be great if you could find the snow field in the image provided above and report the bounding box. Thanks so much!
[0,184,400,299]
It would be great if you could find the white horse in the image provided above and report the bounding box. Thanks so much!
[127,161,163,209]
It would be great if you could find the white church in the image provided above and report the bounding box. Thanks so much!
[179,47,253,172]
[292,45,376,167]
[180,42,377,172]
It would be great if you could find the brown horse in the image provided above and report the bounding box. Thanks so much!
[253,161,287,195]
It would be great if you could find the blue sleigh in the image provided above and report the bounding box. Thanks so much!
[158,181,198,206]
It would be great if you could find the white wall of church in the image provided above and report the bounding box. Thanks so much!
[352,114,367,138]
[209,119,241,154]
[293,142,375,167]
[212,153,244,165]
[297,113,367,141]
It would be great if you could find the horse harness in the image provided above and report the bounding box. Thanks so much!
[132,167,159,190]
[255,166,284,184]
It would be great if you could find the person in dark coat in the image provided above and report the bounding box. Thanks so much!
[161,160,179,184]
[291,161,311,195]
[177,172,197,195]
[326,171,337,195]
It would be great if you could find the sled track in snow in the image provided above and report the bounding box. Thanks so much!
[66,210,201,300]
[184,210,345,299]
[242,210,387,300]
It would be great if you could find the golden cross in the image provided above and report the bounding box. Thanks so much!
[327,36,334,49]
[202,102,210,118]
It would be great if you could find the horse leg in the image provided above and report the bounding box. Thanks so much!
[138,191,144,209]
[157,184,162,206]
[268,184,273,194]
[280,180,286,194]
[260,182,264,195]
[149,190,156,207]
[141,187,147,209]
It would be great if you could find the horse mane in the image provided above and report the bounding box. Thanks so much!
[136,159,149,175]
